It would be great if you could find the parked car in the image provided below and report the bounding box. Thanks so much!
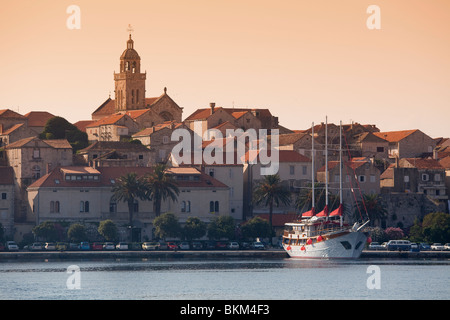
[30,242,43,251]
[215,241,228,250]
[91,242,103,250]
[410,243,420,252]
[167,242,178,250]
[6,241,19,251]
[444,243,450,251]
[240,241,251,250]
[44,242,56,251]
[56,242,68,251]
[191,241,203,250]
[142,242,160,250]
[368,242,384,250]
[227,241,240,250]
[116,242,129,250]
[158,241,168,250]
[68,243,80,251]
[251,241,265,250]
[103,242,115,250]
[386,240,411,251]
[431,243,445,251]
[179,242,190,250]
[205,241,216,250]
[419,243,431,251]
[80,242,90,250]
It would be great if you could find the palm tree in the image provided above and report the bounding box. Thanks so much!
[295,182,339,212]
[111,172,149,231]
[146,163,180,217]
[355,193,387,226]
[253,174,291,230]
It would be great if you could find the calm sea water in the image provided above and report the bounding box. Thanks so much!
[0,258,448,300]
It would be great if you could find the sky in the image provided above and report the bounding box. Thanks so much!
[1,0,449,138]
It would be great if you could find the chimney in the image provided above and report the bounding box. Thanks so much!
[210,102,215,114]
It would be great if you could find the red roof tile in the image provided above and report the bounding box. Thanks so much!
[23,111,55,127]
[402,158,444,170]
[373,130,418,142]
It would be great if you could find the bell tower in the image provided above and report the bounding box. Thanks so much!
[114,33,146,112]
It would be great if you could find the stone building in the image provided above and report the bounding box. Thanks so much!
[91,35,183,123]
[373,129,436,159]
[27,165,230,241]
[0,167,15,239]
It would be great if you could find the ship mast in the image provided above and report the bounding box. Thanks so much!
[339,120,343,227]
[311,122,315,212]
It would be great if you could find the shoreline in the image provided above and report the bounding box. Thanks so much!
[0,249,449,261]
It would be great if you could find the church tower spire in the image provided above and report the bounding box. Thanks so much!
[114,32,146,112]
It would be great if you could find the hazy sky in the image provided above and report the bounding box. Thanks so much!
[1,0,449,138]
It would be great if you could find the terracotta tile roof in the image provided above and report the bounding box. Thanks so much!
[28,165,228,189]
[402,158,444,170]
[125,109,151,119]
[43,139,73,149]
[0,166,14,185]
[373,130,418,142]
[87,113,128,127]
[0,109,26,119]
[4,137,71,150]
[243,149,311,163]
[92,96,163,118]
[231,111,248,119]
[277,133,308,145]
[317,159,368,172]
[78,141,150,153]
[73,120,96,132]
[0,123,25,135]
[23,111,55,127]
[439,156,450,169]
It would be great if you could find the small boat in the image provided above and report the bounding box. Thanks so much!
[282,119,369,259]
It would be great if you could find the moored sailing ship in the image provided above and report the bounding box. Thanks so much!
[282,119,369,259]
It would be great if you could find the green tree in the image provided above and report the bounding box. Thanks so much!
[295,182,339,212]
[111,172,149,231]
[153,212,181,240]
[32,221,59,242]
[67,223,86,242]
[241,216,272,240]
[207,216,236,240]
[98,220,118,241]
[355,193,387,226]
[39,116,88,153]
[183,217,207,241]
[422,212,450,243]
[146,163,179,217]
[253,174,291,230]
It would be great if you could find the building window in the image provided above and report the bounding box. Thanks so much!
[80,201,89,213]
[422,174,429,182]
[1,193,6,200]
[32,165,41,179]
[187,201,191,213]
[133,200,139,213]
[434,174,441,182]
[376,147,384,152]
[370,175,376,183]
[404,175,410,183]
[163,136,169,144]
[290,165,295,175]
[302,166,307,175]
[210,201,214,213]
[33,149,40,159]
[181,201,186,212]
[209,169,215,177]
[50,201,60,213]
[109,198,117,213]
[215,201,219,212]
[359,175,366,183]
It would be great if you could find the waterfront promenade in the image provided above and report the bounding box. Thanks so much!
[1,249,449,261]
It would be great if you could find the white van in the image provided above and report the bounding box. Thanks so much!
[386,240,411,251]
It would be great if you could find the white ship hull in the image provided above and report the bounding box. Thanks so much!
[283,230,367,259]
